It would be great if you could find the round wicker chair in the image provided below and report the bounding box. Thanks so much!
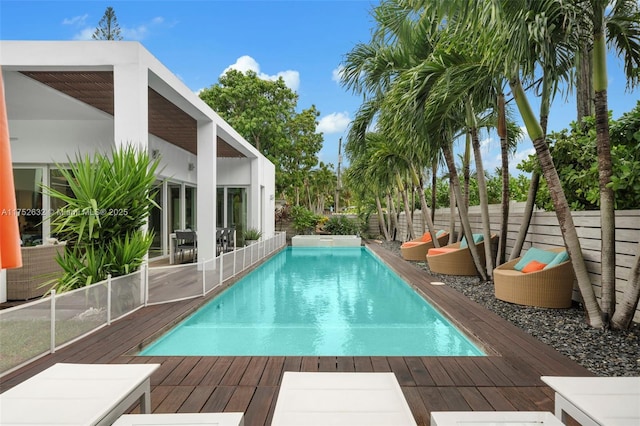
[426,235,497,276]
[493,247,575,308]
[400,232,450,261]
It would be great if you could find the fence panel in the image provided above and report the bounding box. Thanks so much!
[0,298,52,373]
[110,272,143,321]
[54,284,108,347]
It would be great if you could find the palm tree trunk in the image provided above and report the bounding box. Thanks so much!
[417,171,440,247]
[594,29,616,322]
[387,191,398,241]
[467,102,494,277]
[463,132,471,211]
[396,173,415,241]
[442,142,487,281]
[497,93,509,266]
[431,160,438,223]
[510,172,540,260]
[449,181,456,245]
[611,242,640,329]
[576,40,594,127]
[376,195,391,241]
[510,75,603,328]
[510,73,550,260]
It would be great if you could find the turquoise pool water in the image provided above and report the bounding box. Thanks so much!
[140,247,484,356]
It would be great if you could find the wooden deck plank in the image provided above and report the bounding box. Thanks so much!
[0,242,597,426]
[258,356,284,386]
[353,356,374,372]
[457,387,494,411]
[225,386,256,412]
[239,357,268,386]
[202,386,235,413]
[178,385,215,413]
[180,357,219,386]
[404,357,436,386]
[155,385,195,413]
[220,357,252,386]
[200,357,233,386]
[244,386,277,426]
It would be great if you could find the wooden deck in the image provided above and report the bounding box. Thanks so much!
[0,242,592,426]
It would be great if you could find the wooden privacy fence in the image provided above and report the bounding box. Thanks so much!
[369,202,640,322]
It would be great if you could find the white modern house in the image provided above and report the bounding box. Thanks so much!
[0,41,276,302]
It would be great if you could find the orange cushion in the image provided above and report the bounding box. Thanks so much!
[401,241,425,248]
[522,260,547,273]
[420,233,433,243]
[427,247,459,256]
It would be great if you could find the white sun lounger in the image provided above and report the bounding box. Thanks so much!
[431,411,564,425]
[113,413,244,425]
[0,362,160,426]
[541,376,640,426]
[271,372,417,426]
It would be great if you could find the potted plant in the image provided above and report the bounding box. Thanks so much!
[243,227,262,245]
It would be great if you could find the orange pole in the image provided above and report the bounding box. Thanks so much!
[0,66,22,269]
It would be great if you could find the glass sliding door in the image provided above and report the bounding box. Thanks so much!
[216,187,248,245]
[148,181,163,258]
[226,188,247,246]
[13,168,44,246]
[185,186,197,230]
[168,183,181,232]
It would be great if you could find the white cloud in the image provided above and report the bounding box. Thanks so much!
[332,65,344,83]
[73,28,94,40]
[480,137,493,153]
[152,16,164,24]
[63,14,88,26]
[317,112,351,134]
[121,25,149,40]
[222,55,300,91]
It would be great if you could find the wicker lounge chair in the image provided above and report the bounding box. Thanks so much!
[494,247,575,308]
[426,235,497,276]
[6,243,65,300]
[400,231,449,261]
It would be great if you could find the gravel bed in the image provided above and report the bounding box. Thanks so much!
[380,240,640,377]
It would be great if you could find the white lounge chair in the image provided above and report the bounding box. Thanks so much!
[271,372,417,426]
[431,411,563,425]
[541,376,640,426]
[113,413,244,425]
[0,363,160,426]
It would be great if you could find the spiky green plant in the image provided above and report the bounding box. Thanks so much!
[43,146,159,291]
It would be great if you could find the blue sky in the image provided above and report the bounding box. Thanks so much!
[1,0,638,176]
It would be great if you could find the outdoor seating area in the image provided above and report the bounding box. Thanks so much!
[494,247,575,308]
[426,234,498,276]
[400,230,449,261]
[5,242,65,300]
[217,227,236,255]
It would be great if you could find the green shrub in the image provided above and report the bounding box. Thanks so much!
[291,206,321,234]
[43,146,159,291]
[324,215,359,235]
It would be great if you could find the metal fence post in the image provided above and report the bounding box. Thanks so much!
[107,274,112,325]
[202,261,206,296]
[219,252,224,284]
[50,289,56,354]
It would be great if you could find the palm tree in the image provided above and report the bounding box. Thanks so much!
[593,0,640,328]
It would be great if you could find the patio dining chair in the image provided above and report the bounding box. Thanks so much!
[175,230,197,263]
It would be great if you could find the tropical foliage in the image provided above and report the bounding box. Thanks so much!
[199,70,325,199]
[44,146,158,292]
[336,0,640,329]
[323,215,359,235]
[519,102,640,211]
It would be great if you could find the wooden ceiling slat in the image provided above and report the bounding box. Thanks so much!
[20,70,246,158]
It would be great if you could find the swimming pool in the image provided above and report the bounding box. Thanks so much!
[140,247,484,356]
